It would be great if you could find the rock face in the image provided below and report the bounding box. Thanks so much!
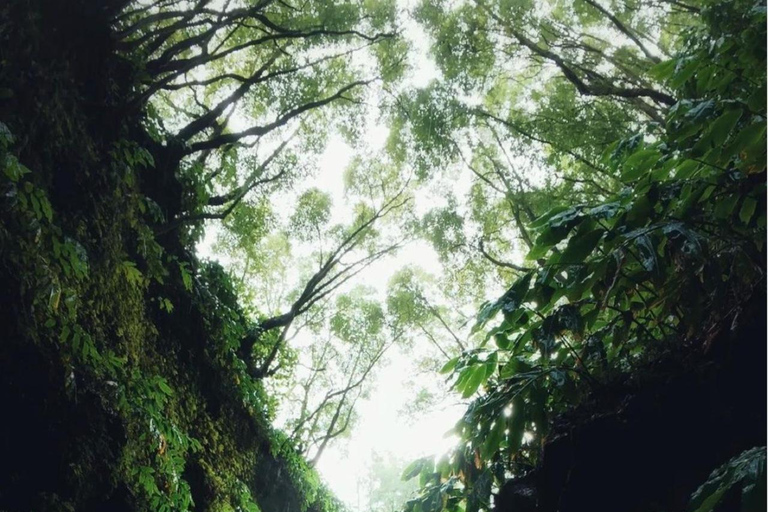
[0,2,342,511]
[494,292,766,512]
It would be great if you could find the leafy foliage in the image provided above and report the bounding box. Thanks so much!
[688,447,766,512]
[1,1,764,512]
[403,1,765,510]
[0,2,362,510]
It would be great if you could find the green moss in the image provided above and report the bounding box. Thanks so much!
[0,3,346,511]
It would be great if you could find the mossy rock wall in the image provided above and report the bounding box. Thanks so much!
[0,2,342,511]
[494,290,766,512]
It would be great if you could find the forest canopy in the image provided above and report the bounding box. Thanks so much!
[0,0,765,512]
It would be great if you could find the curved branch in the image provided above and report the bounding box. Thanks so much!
[186,79,373,154]
[478,239,532,272]
[241,190,410,377]
[477,1,675,106]
[579,0,660,63]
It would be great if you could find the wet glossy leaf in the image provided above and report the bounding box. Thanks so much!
[559,229,604,265]
[739,196,758,224]
[634,234,657,272]
[714,193,739,219]
[708,109,743,146]
[621,149,661,182]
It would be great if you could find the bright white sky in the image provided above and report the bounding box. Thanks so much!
[195,137,466,512]
[199,124,466,512]
[199,3,473,510]
[289,10,466,508]
[190,0,670,508]
[292,137,470,509]
[314,346,464,509]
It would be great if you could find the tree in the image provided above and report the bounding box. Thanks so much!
[280,286,397,465]
[384,0,702,303]
[113,0,404,228]
[208,150,414,468]
[358,452,420,512]
[1,1,413,510]
[387,266,466,361]
[110,1,415,383]
[237,185,410,378]
[403,0,765,510]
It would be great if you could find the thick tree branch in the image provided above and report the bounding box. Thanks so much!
[477,1,675,107]
[478,238,532,272]
[207,137,292,206]
[186,79,372,154]
[242,191,410,377]
[579,0,660,63]
[155,137,291,234]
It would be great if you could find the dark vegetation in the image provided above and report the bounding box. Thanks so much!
[0,1,346,511]
[401,1,768,511]
[0,0,765,512]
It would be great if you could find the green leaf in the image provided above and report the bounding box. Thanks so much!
[740,197,758,225]
[402,457,432,481]
[30,193,41,219]
[647,59,676,81]
[621,149,661,182]
[60,325,71,343]
[626,195,653,226]
[587,202,622,220]
[526,242,551,261]
[747,85,766,113]
[494,333,511,350]
[160,298,174,313]
[121,260,144,285]
[461,366,487,398]
[688,447,765,512]
[48,284,61,311]
[670,58,698,88]
[440,357,459,374]
[498,272,533,314]
[663,222,702,256]
[483,352,498,380]
[157,378,173,396]
[556,304,583,334]
[685,99,716,123]
[675,159,700,179]
[729,122,767,165]
[534,225,570,249]
[634,234,657,272]
[481,417,505,459]
[560,229,603,265]
[507,396,526,454]
[179,263,193,292]
[0,122,14,148]
[529,205,571,229]
[708,109,743,147]
[473,301,500,333]
[714,194,739,219]
[547,207,584,228]
[40,196,53,222]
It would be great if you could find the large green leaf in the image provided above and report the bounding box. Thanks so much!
[708,108,743,147]
[621,149,662,182]
[688,447,766,512]
[559,229,604,265]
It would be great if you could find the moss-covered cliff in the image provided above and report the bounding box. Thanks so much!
[0,2,343,511]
